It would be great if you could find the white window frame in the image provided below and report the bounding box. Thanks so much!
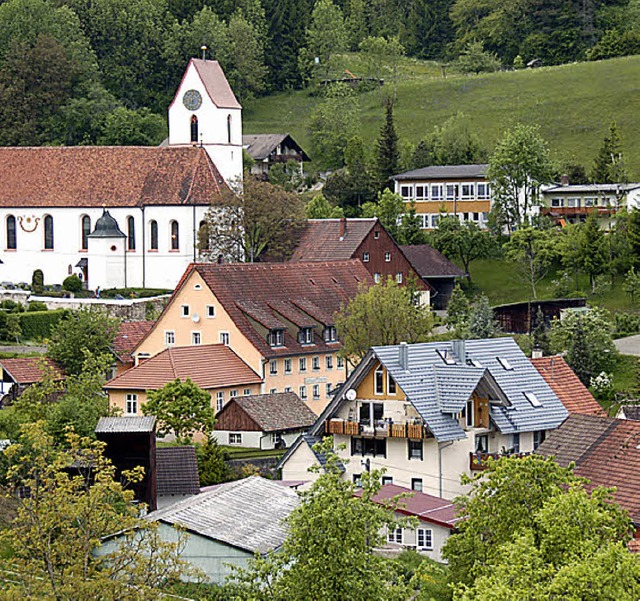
[385,251,391,262]
[416,528,433,550]
[216,391,224,412]
[465,398,474,428]
[284,358,292,374]
[219,332,230,345]
[243,388,251,396]
[374,365,384,395]
[165,331,175,346]
[299,357,307,372]
[461,183,474,199]
[431,184,443,201]
[477,182,490,199]
[387,372,397,395]
[191,331,201,345]
[362,252,370,263]
[229,433,242,445]
[269,388,277,394]
[206,304,216,318]
[374,273,381,284]
[337,356,345,369]
[180,304,190,318]
[326,354,333,370]
[396,272,403,284]
[415,185,426,200]
[229,390,238,398]
[312,356,320,371]
[270,359,278,375]
[400,185,412,200]
[313,384,320,400]
[387,527,403,544]
[125,393,138,415]
[299,385,307,400]
[326,383,332,398]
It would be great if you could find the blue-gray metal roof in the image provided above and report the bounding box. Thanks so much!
[373,338,568,441]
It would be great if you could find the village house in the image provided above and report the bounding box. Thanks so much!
[0,356,64,404]
[391,165,492,230]
[112,320,155,376]
[243,133,310,179]
[132,260,372,414]
[280,338,569,498]
[0,58,241,291]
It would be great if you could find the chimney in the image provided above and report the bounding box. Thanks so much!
[532,346,543,359]
[451,339,466,364]
[398,341,408,370]
[560,174,570,186]
[339,217,347,240]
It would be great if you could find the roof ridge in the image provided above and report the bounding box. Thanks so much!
[167,347,179,379]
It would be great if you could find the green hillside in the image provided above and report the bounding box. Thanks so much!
[244,55,640,178]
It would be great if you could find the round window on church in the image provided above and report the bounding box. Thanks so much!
[183,89,202,111]
[110,245,117,252]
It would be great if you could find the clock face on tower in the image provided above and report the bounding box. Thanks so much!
[183,89,202,111]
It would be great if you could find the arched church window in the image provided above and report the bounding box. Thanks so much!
[150,220,158,250]
[6,215,16,250]
[81,215,91,250]
[44,215,54,250]
[227,114,232,144]
[170,220,179,250]
[198,220,209,251]
[191,115,198,143]
[127,216,135,251]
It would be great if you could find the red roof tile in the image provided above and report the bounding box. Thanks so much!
[0,146,227,208]
[531,356,606,416]
[0,357,64,384]
[113,321,155,364]
[291,219,377,261]
[400,245,465,278]
[104,344,261,391]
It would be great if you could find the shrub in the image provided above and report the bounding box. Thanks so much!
[62,275,83,293]
[27,301,48,312]
[31,270,44,294]
[614,312,640,338]
[19,309,69,341]
[0,300,24,313]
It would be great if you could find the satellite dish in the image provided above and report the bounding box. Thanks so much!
[192,314,200,323]
[345,389,357,401]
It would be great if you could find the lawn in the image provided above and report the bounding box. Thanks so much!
[244,54,640,178]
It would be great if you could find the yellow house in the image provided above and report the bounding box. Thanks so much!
[104,344,262,416]
[132,260,374,415]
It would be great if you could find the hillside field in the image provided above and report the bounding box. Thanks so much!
[244,54,640,178]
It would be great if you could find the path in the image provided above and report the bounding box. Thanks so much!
[614,335,640,357]
[0,344,47,355]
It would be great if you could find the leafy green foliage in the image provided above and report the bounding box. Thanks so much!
[143,378,215,443]
[468,294,499,339]
[623,266,640,304]
[455,40,501,74]
[196,438,230,486]
[446,283,471,337]
[336,278,434,361]
[31,269,44,295]
[18,309,69,341]
[62,274,83,293]
[305,194,344,218]
[98,106,167,145]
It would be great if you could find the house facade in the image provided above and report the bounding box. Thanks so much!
[243,133,310,179]
[133,260,372,415]
[391,165,492,230]
[280,338,568,498]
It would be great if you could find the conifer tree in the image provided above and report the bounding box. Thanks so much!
[580,213,607,292]
[469,294,498,339]
[446,283,471,337]
[375,98,399,190]
[591,122,628,184]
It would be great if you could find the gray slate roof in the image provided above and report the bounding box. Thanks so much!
[242,133,309,161]
[146,476,299,554]
[392,164,488,181]
[230,392,317,432]
[95,416,156,434]
[156,446,200,496]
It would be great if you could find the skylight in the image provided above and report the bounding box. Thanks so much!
[524,392,541,407]
[468,358,483,368]
[437,349,456,365]
[497,357,514,370]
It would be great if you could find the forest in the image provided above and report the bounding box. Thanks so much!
[0,0,639,147]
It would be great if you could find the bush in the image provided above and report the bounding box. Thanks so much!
[62,275,83,293]
[31,270,44,294]
[27,301,48,312]
[614,312,640,338]
[0,300,24,313]
[19,309,69,341]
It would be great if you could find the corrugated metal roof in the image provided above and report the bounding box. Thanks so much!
[145,476,299,554]
[95,416,156,433]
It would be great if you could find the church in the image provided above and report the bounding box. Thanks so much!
[0,59,243,290]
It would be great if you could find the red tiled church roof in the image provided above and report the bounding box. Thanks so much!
[0,146,228,208]
[531,356,606,416]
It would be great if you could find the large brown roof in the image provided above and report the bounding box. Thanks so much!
[191,59,241,109]
[531,356,606,416]
[400,245,466,279]
[290,219,377,262]
[167,260,373,358]
[112,321,155,364]
[217,392,317,432]
[536,414,640,524]
[104,344,261,391]
[0,357,64,384]
[0,146,227,208]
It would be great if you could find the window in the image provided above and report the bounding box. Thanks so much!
[374,272,381,284]
[165,331,175,346]
[431,184,443,201]
[299,357,307,372]
[299,327,313,345]
[417,528,433,550]
[533,430,546,450]
[358,402,384,425]
[230,390,238,398]
[567,197,580,208]
[512,433,520,453]
[170,220,179,250]
[431,214,440,228]
[326,383,332,398]
[216,391,224,412]
[388,528,403,544]
[524,391,541,407]
[269,329,284,347]
[584,197,597,207]
[127,216,135,251]
[190,115,198,142]
[206,305,215,318]
[400,185,412,199]
[181,304,190,317]
[475,434,489,453]
[362,252,370,262]
[81,215,91,250]
[219,332,229,345]
[299,385,307,400]
[270,360,278,375]
[382,476,393,485]
[396,272,403,284]
[284,358,292,374]
[497,356,514,370]
[408,439,423,460]
[312,356,320,371]
[551,197,565,208]
[125,393,138,415]
[313,384,320,400]
[269,388,277,394]
[461,183,474,199]
[374,366,384,395]
[150,220,158,250]
[411,478,423,492]
[337,356,345,369]
[353,474,362,487]
[465,398,474,428]
[415,185,426,200]
[229,432,242,445]
[477,183,490,199]
[385,251,391,262]
[387,373,396,395]
[326,355,333,370]
[192,332,201,345]
[446,184,458,200]
[351,437,386,457]
[44,215,54,249]
[6,215,16,250]
[323,326,337,342]
[284,386,292,393]
[227,114,232,143]
[243,388,251,396]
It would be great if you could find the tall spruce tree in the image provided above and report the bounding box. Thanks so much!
[375,98,399,190]
[591,121,628,184]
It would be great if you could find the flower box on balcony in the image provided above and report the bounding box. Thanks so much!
[390,423,406,438]
[407,424,424,439]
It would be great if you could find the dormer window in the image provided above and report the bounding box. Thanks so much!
[299,327,313,345]
[323,326,337,342]
[269,329,285,347]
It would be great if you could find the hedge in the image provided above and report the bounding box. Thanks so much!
[19,309,69,341]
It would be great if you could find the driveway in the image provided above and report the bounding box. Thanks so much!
[614,335,640,357]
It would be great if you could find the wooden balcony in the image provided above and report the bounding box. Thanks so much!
[469,451,530,471]
[325,418,428,439]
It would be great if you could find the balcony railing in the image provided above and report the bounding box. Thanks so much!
[325,418,428,439]
[469,451,531,471]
